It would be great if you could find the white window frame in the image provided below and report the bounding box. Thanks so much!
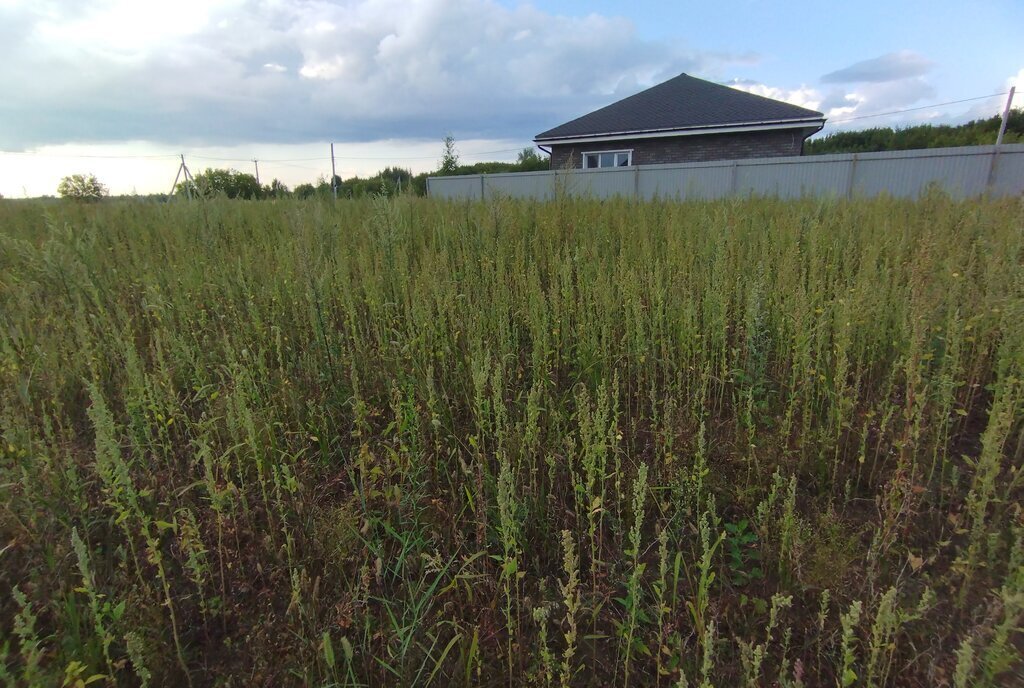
[582,149,633,169]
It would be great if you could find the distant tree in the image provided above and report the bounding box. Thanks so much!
[439,134,460,175]
[806,109,1023,155]
[374,166,415,196]
[177,168,263,199]
[516,147,549,171]
[58,173,108,201]
[312,175,343,197]
[294,183,316,199]
[267,179,290,198]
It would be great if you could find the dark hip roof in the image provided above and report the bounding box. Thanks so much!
[535,73,825,142]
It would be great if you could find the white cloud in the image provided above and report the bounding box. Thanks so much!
[821,51,934,84]
[950,68,1023,123]
[726,80,823,111]
[0,0,749,149]
[729,73,941,132]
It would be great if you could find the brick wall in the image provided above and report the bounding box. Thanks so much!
[547,128,817,169]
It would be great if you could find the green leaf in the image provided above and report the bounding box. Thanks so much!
[154,520,176,533]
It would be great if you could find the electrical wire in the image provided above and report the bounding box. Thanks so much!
[2,147,528,164]
[823,92,1011,126]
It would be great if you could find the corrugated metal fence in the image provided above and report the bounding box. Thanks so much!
[426,144,1024,201]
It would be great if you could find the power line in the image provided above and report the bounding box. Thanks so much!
[2,146,529,164]
[824,92,1011,126]
[188,146,526,163]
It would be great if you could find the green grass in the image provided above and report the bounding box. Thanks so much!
[0,193,1021,686]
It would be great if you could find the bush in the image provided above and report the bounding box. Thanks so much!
[57,174,108,201]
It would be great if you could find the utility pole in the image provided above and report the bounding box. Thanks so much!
[995,86,1016,146]
[330,143,338,200]
[168,154,196,201]
[253,159,261,186]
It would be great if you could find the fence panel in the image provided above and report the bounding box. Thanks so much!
[482,170,555,200]
[427,144,1024,201]
[736,155,852,199]
[989,150,1024,196]
[638,162,734,200]
[851,148,994,198]
[427,175,483,200]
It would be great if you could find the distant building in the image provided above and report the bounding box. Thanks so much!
[534,73,825,169]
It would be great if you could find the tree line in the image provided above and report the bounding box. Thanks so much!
[47,138,549,201]
[178,140,547,200]
[805,108,1022,155]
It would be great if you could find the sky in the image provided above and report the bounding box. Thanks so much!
[0,0,1021,197]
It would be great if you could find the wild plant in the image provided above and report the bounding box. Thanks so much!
[11,587,44,686]
[978,526,1024,683]
[724,518,762,586]
[124,631,152,688]
[575,378,617,582]
[961,370,1020,596]
[698,618,717,688]
[778,474,799,583]
[175,507,211,618]
[673,421,709,535]
[496,447,522,680]
[738,592,792,687]
[687,504,724,671]
[621,463,649,687]
[818,589,831,632]
[71,526,116,677]
[0,647,12,687]
[87,384,145,583]
[533,604,555,687]
[559,530,581,688]
[864,587,899,687]
[838,600,863,688]
[654,528,671,683]
[953,636,975,688]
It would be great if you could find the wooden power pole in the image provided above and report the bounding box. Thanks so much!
[330,143,338,200]
[995,86,1016,146]
[168,154,196,201]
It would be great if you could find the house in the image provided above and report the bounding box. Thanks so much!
[534,73,825,169]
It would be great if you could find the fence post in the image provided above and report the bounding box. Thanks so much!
[847,154,858,199]
[634,166,640,199]
[479,175,485,201]
[985,147,1001,193]
[730,161,739,195]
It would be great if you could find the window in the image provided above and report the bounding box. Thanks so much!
[583,150,632,169]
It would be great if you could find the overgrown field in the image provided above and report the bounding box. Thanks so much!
[0,195,1022,686]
